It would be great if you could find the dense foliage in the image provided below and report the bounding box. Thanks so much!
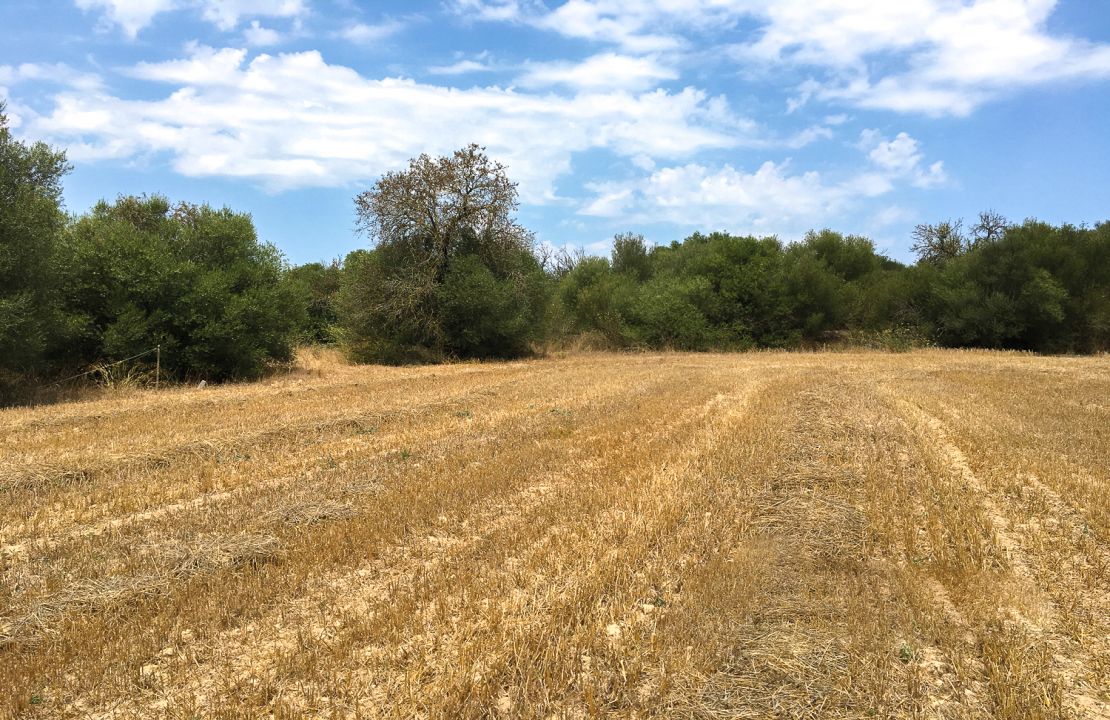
[0,103,70,400]
[1,127,1107,404]
[2,104,304,403]
[286,260,342,344]
[547,222,1108,355]
[339,145,548,363]
[54,196,303,381]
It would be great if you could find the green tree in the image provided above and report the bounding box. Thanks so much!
[923,219,1108,352]
[286,260,343,344]
[912,219,968,266]
[628,276,713,349]
[0,102,70,401]
[611,231,652,281]
[554,256,636,347]
[342,146,542,363]
[55,195,302,380]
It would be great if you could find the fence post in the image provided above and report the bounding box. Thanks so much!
[155,345,161,390]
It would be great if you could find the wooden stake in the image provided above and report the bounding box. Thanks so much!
[155,345,161,390]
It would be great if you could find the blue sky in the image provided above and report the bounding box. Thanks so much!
[2,0,1109,265]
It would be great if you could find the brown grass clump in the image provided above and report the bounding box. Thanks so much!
[274,499,358,525]
[0,350,1107,719]
[293,346,348,378]
[156,532,281,576]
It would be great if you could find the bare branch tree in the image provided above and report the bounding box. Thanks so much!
[354,144,530,282]
[971,209,1009,246]
[911,219,967,266]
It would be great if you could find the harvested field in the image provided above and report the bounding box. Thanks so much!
[1,351,1108,719]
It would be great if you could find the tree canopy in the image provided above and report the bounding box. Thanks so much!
[54,195,304,380]
[341,145,546,363]
[0,103,70,400]
[2,121,1109,405]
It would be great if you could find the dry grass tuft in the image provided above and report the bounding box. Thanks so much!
[274,499,358,525]
[293,346,347,377]
[156,533,281,576]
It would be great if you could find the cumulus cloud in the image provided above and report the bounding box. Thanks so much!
[859,129,947,188]
[75,0,176,37]
[0,62,103,91]
[449,0,536,23]
[22,45,749,199]
[744,1,1110,114]
[580,161,888,230]
[338,20,406,44]
[458,0,1110,117]
[517,53,678,91]
[579,128,944,232]
[428,59,497,76]
[128,45,247,85]
[74,0,306,37]
[199,0,304,31]
[244,21,284,48]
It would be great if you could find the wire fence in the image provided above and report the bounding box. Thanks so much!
[48,345,161,388]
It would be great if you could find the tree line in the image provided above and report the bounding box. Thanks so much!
[2,111,1107,405]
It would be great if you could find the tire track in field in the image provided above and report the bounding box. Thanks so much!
[0,369,533,498]
[886,391,1110,719]
[75,371,750,719]
[32,368,703,718]
[889,397,1039,585]
[0,361,529,444]
[0,364,648,651]
[0,371,542,558]
[648,377,920,719]
[335,383,770,718]
[0,365,553,546]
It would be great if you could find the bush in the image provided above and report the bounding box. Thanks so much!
[53,196,303,381]
[0,103,70,403]
[286,260,343,344]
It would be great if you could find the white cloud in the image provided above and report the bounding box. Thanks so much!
[22,46,748,200]
[859,129,947,188]
[741,0,1110,115]
[244,21,284,47]
[872,205,916,229]
[580,160,881,230]
[449,0,736,52]
[199,0,305,32]
[459,0,1110,117]
[128,45,247,85]
[581,184,635,216]
[74,0,306,37]
[579,127,945,232]
[428,59,496,75]
[862,130,921,175]
[338,20,406,44]
[0,62,103,91]
[517,53,677,91]
[75,0,176,38]
[449,0,534,23]
[783,124,833,149]
[532,1,684,53]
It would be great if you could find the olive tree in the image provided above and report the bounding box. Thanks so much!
[354,144,532,282]
[911,219,968,266]
[342,145,546,363]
